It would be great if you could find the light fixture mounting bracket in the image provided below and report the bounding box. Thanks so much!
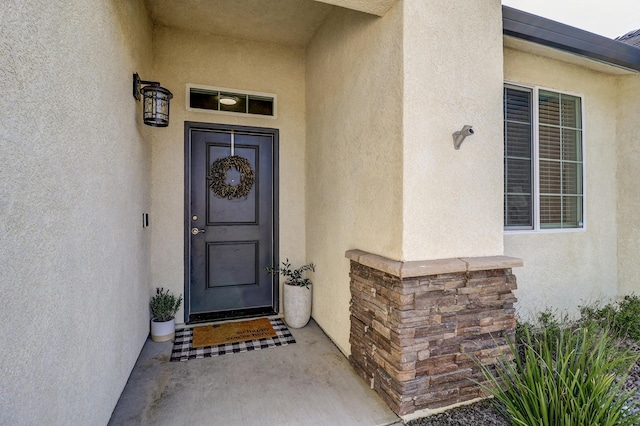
[133,73,161,101]
[452,125,475,150]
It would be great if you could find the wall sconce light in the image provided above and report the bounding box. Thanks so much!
[133,73,173,127]
[452,125,474,150]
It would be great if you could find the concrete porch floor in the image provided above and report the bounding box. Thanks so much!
[109,319,402,425]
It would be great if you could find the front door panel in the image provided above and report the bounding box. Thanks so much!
[186,123,278,323]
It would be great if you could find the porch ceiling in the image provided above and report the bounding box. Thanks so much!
[145,0,336,47]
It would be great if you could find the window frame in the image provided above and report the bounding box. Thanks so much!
[504,81,587,234]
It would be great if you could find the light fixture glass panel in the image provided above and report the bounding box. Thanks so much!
[142,86,172,127]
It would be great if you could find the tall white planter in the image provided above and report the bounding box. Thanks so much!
[284,284,312,328]
[150,318,175,342]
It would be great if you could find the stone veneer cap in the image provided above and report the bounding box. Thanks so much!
[400,258,467,278]
[345,249,402,277]
[345,250,523,278]
[460,256,524,271]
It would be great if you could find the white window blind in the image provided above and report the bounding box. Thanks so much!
[504,85,584,231]
[504,87,533,229]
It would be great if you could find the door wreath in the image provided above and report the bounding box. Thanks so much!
[207,155,255,200]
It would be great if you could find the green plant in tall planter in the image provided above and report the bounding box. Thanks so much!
[267,259,315,328]
[150,288,183,342]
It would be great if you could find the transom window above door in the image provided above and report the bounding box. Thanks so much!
[504,84,584,232]
[186,84,277,119]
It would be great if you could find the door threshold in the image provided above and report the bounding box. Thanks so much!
[188,307,277,324]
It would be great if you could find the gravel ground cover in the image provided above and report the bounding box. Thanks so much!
[620,341,640,417]
[406,399,508,426]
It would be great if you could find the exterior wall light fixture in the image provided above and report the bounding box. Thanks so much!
[452,125,474,149]
[133,73,173,127]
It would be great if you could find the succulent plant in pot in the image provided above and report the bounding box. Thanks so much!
[150,287,183,342]
[266,259,315,328]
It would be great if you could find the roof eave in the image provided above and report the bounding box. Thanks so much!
[503,5,640,72]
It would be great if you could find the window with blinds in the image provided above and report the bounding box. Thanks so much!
[504,85,584,231]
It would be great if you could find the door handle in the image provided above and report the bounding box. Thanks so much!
[191,228,206,235]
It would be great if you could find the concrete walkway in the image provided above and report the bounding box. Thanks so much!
[109,319,402,426]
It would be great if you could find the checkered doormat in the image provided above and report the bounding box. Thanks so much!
[170,317,295,362]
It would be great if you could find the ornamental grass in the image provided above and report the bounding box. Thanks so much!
[478,324,640,426]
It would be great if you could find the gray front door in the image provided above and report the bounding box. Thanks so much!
[185,123,278,323]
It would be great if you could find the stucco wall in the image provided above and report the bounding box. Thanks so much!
[0,1,153,424]
[306,5,404,354]
[616,74,640,296]
[503,47,619,317]
[401,0,505,261]
[149,26,306,322]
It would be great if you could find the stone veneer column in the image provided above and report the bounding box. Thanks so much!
[346,250,523,418]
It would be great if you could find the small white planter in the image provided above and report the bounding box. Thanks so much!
[284,283,312,328]
[150,318,175,342]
